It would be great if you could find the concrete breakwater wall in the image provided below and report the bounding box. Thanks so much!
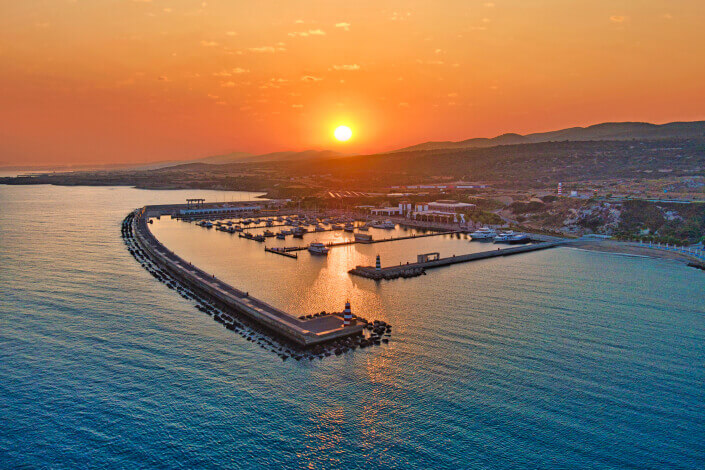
[131,206,364,347]
[122,213,388,360]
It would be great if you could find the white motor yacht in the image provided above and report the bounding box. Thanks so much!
[494,230,515,243]
[308,242,329,255]
[372,220,396,229]
[469,227,497,240]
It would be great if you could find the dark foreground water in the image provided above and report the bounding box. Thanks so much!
[1,185,704,470]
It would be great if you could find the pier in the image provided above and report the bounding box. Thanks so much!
[349,241,567,280]
[131,205,363,346]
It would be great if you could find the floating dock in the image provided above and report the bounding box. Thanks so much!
[349,241,567,280]
[265,247,298,258]
[132,206,363,346]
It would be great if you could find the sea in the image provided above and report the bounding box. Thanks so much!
[1,184,704,469]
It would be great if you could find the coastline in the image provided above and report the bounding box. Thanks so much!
[567,239,704,268]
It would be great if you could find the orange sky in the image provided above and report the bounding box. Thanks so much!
[1,0,704,166]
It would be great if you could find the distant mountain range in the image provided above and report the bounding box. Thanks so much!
[189,149,344,165]
[5,120,702,173]
[184,120,705,167]
[392,121,705,153]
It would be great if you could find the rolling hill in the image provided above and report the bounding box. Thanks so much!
[393,121,705,153]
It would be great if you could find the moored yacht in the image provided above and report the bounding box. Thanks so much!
[372,220,396,229]
[508,233,530,244]
[469,227,496,240]
[493,230,515,243]
[354,232,373,243]
[308,242,329,255]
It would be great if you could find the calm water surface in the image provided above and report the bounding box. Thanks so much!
[1,184,704,469]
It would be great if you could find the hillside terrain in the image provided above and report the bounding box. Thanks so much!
[282,138,705,188]
[394,121,705,153]
[3,138,704,192]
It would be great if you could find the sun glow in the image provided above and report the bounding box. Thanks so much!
[334,125,353,142]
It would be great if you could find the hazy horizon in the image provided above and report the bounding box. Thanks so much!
[2,0,704,166]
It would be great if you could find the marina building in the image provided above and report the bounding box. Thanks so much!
[425,200,475,212]
[178,200,287,217]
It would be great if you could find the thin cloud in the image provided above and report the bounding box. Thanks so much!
[249,46,276,53]
[213,68,249,77]
[288,29,326,38]
[301,75,323,82]
[390,11,412,21]
[259,78,288,89]
[201,40,219,47]
[610,15,627,23]
[335,22,351,31]
[332,64,360,71]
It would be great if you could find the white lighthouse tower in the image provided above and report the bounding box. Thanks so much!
[375,254,381,271]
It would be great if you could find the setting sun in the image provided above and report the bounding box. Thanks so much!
[334,126,353,142]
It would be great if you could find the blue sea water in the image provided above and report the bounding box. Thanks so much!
[1,184,704,469]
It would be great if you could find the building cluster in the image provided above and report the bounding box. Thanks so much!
[390,182,489,190]
[360,199,476,224]
[179,199,288,217]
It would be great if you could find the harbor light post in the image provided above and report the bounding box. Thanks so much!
[343,301,352,326]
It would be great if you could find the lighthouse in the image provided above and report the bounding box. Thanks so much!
[375,254,381,271]
[343,301,352,326]
[557,182,563,196]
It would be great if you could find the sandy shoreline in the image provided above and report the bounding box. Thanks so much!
[566,240,704,266]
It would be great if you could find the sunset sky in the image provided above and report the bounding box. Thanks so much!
[1,0,704,166]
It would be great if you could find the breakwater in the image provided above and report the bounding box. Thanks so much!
[350,241,566,280]
[124,206,394,359]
